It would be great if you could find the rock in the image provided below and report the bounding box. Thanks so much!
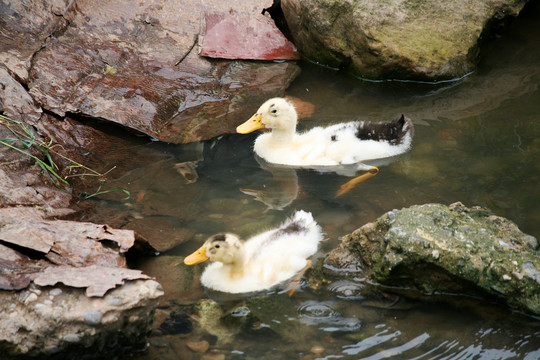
[186,340,210,353]
[326,202,540,315]
[0,280,163,359]
[281,0,529,80]
[0,125,164,356]
[0,0,71,82]
[33,265,151,297]
[199,12,299,60]
[194,299,237,345]
[310,345,325,354]
[0,214,137,268]
[202,352,225,360]
[123,217,195,253]
[26,0,300,144]
[137,255,203,304]
[160,310,193,335]
[0,68,42,125]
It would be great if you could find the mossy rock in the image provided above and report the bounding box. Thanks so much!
[282,0,529,80]
[326,202,540,315]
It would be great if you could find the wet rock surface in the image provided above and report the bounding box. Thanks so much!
[326,202,540,315]
[281,0,530,80]
[23,0,299,143]
[0,106,163,358]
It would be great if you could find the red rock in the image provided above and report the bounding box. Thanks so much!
[199,13,299,60]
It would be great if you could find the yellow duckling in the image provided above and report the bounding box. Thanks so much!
[237,98,414,196]
[184,210,323,294]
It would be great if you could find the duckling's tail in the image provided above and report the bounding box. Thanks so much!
[287,210,324,241]
[291,209,313,222]
[355,114,414,150]
[395,114,414,149]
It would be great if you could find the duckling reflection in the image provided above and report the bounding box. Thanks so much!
[241,154,407,209]
[240,157,299,211]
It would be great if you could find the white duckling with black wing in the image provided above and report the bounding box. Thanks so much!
[237,97,414,196]
[184,210,323,294]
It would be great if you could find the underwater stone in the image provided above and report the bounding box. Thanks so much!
[84,311,103,326]
[62,333,82,343]
[49,288,62,297]
[326,202,540,315]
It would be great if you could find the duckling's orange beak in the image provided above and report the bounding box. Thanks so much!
[237,113,265,134]
[184,246,209,265]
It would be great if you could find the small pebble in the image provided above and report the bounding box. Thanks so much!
[512,271,523,280]
[49,288,62,296]
[186,340,210,353]
[106,296,124,306]
[201,352,225,360]
[84,311,103,326]
[310,345,325,354]
[63,333,82,343]
[24,293,38,305]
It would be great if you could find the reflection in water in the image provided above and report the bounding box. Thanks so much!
[240,157,299,211]
[240,154,412,210]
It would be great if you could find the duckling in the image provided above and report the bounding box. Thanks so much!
[184,210,323,294]
[237,98,414,196]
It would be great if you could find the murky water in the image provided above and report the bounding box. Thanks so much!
[81,3,540,359]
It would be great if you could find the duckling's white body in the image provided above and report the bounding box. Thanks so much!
[237,98,414,169]
[254,122,413,167]
[185,210,323,294]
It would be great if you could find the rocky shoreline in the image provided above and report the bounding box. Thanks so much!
[1,0,538,358]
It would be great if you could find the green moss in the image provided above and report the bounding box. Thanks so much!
[102,64,117,75]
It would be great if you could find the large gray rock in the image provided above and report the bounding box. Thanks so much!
[326,202,540,315]
[0,280,163,359]
[281,0,529,80]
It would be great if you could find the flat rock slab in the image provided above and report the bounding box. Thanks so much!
[282,0,530,80]
[199,13,299,60]
[33,265,150,297]
[24,0,299,144]
[326,202,540,315]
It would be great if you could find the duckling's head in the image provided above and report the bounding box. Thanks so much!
[237,98,297,134]
[184,233,244,266]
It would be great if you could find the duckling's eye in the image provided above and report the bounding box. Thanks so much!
[215,244,220,249]
[271,109,277,114]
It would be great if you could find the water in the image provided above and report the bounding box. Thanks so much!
[80,3,540,359]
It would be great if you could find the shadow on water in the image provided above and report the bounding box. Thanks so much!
[80,2,540,359]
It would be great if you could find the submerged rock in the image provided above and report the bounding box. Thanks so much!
[326,202,540,315]
[281,0,529,80]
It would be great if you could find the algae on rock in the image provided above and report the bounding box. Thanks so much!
[281,0,530,80]
[326,202,540,315]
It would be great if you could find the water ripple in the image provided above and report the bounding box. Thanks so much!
[297,300,362,333]
[328,280,365,300]
[298,300,340,320]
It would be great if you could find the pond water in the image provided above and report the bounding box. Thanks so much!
[80,3,540,359]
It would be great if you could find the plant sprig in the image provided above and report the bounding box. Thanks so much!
[0,114,130,199]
